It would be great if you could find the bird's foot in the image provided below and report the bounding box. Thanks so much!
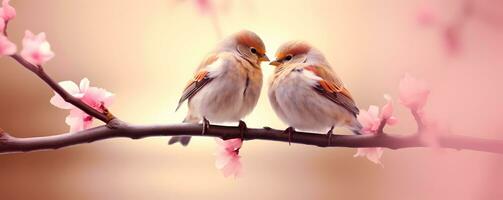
[201,117,210,135]
[327,126,334,146]
[238,120,247,141]
[282,127,295,146]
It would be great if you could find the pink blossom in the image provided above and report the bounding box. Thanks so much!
[215,138,242,178]
[65,109,94,133]
[357,105,381,134]
[399,74,430,111]
[0,0,16,22]
[355,96,398,165]
[0,34,16,56]
[354,106,384,165]
[50,78,114,133]
[380,95,398,125]
[20,30,55,66]
[357,99,398,135]
[354,147,383,166]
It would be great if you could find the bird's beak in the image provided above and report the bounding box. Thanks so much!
[269,60,281,66]
[259,54,270,62]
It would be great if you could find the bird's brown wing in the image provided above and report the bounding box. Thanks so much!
[304,65,359,117]
[175,54,220,111]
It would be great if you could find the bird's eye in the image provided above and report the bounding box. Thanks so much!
[285,55,293,61]
[250,47,257,54]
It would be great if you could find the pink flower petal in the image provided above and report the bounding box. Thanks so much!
[357,95,399,135]
[79,78,90,93]
[50,80,84,109]
[221,156,242,177]
[49,92,73,109]
[380,95,393,120]
[357,106,381,134]
[65,109,92,133]
[20,30,55,66]
[367,105,379,119]
[356,110,371,127]
[354,95,400,165]
[0,34,16,56]
[65,115,84,133]
[82,87,114,109]
[215,151,233,169]
[354,147,384,166]
[59,80,81,95]
[224,138,242,151]
[0,0,16,21]
[399,74,430,111]
[214,138,243,178]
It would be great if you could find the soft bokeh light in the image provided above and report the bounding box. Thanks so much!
[1,0,503,199]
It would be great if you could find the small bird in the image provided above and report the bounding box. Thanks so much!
[169,30,269,146]
[268,41,361,143]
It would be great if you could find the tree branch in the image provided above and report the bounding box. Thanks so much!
[1,120,503,154]
[3,52,503,155]
[3,21,502,158]
[9,54,115,123]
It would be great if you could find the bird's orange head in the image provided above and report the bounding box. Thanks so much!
[233,30,269,64]
[270,41,312,67]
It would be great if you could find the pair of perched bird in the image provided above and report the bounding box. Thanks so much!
[170,30,361,146]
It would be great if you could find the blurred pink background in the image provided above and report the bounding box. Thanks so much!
[1,0,503,199]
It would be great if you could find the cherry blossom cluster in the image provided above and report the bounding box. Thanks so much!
[353,74,430,165]
[0,0,111,133]
[0,0,16,56]
[0,1,53,64]
[50,78,114,133]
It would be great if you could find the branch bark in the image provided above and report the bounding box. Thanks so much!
[1,121,503,154]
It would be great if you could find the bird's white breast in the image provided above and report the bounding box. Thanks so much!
[269,67,355,133]
[188,54,262,123]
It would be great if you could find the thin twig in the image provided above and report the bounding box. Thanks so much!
[411,109,425,132]
[9,54,115,123]
[3,21,8,36]
[377,119,387,135]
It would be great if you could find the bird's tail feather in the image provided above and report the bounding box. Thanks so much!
[349,119,362,135]
[168,115,200,146]
[168,136,191,146]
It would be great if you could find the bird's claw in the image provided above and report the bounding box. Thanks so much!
[327,126,334,146]
[202,117,210,135]
[283,127,295,146]
[238,120,247,140]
